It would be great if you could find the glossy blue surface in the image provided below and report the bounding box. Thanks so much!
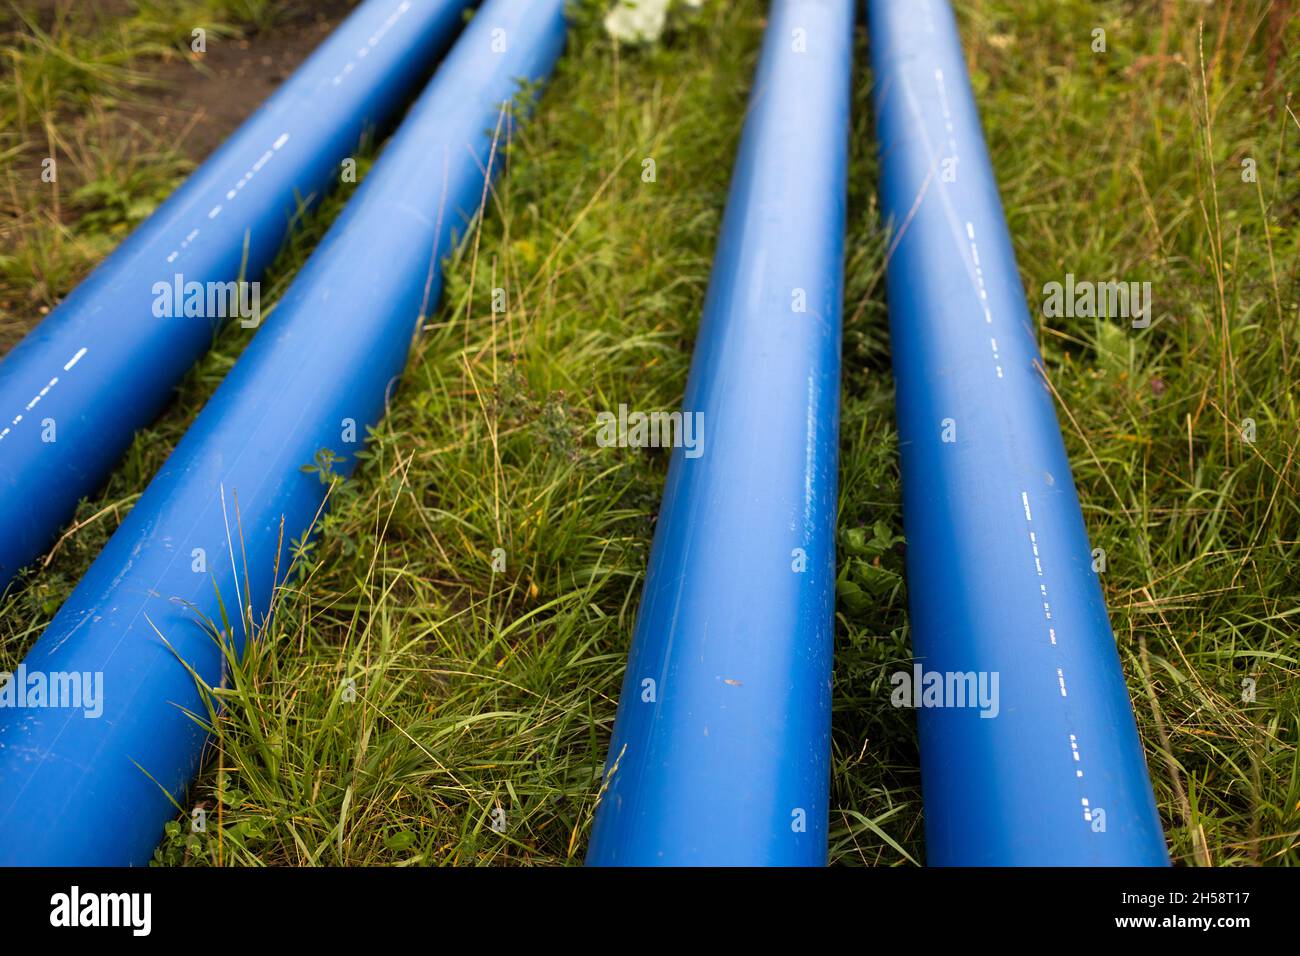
[0,0,568,866]
[867,0,1168,865]
[0,0,476,589]
[587,0,854,867]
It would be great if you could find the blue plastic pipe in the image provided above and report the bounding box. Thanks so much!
[0,0,568,866]
[586,0,854,867]
[867,0,1168,865]
[0,0,477,589]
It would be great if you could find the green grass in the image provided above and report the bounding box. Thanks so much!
[963,0,1300,866]
[1,0,1298,866]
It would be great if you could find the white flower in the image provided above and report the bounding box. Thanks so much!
[604,0,673,44]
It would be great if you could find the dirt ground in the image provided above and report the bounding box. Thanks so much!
[120,0,360,162]
[0,0,361,350]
